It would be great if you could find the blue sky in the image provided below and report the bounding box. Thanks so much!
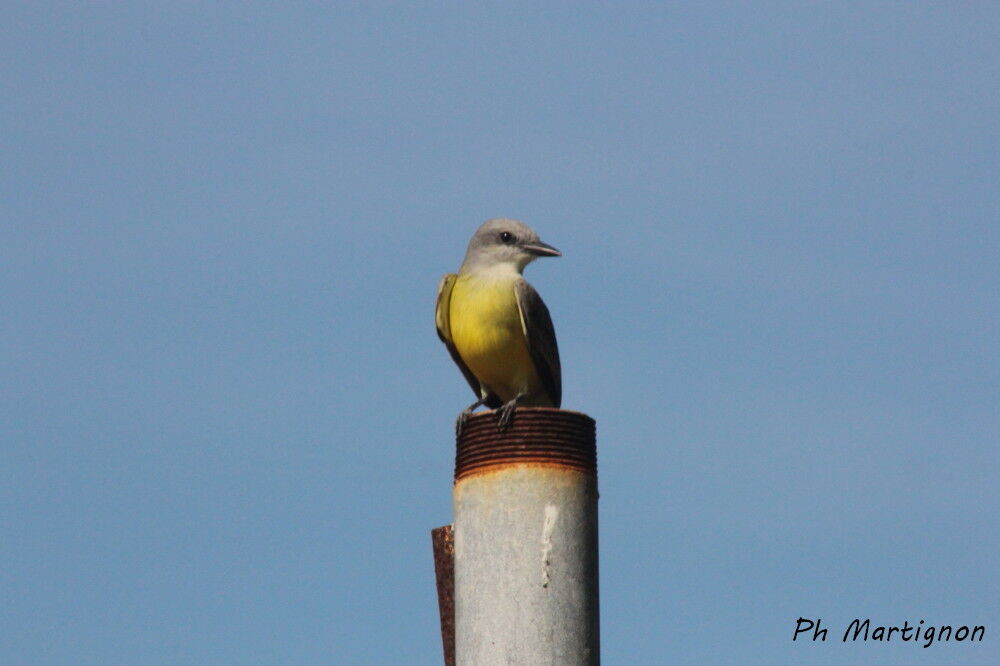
[2,3,997,664]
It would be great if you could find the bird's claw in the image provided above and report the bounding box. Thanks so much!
[455,408,474,437]
[496,401,517,431]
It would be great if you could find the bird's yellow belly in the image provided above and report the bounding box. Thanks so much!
[449,278,541,403]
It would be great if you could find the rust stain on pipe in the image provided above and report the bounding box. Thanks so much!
[431,525,455,666]
[455,407,596,482]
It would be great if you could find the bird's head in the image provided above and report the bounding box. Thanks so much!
[459,218,560,274]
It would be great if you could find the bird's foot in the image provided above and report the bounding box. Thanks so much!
[455,408,474,437]
[496,395,523,431]
[455,397,488,437]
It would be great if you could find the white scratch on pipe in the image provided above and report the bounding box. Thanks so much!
[541,504,558,587]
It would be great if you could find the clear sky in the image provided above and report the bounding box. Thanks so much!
[3,3,997,664]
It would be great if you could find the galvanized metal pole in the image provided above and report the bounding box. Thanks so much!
[452,407,599,665]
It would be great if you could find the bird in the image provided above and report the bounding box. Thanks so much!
[436,218,562,432]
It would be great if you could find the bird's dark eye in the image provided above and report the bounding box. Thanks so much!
[499,231,515,244]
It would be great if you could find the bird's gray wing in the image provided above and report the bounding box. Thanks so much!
[436,273,501,407]
[515,279,562,407]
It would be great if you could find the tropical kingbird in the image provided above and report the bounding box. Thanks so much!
[436,218,562,430]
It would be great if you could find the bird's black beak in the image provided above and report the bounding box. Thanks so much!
[522,240,561,257]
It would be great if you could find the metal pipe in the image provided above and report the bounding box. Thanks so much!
[431,525,456,666]
[452,407,599,665]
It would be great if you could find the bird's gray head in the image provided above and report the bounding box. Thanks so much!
[459,218,560,274]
